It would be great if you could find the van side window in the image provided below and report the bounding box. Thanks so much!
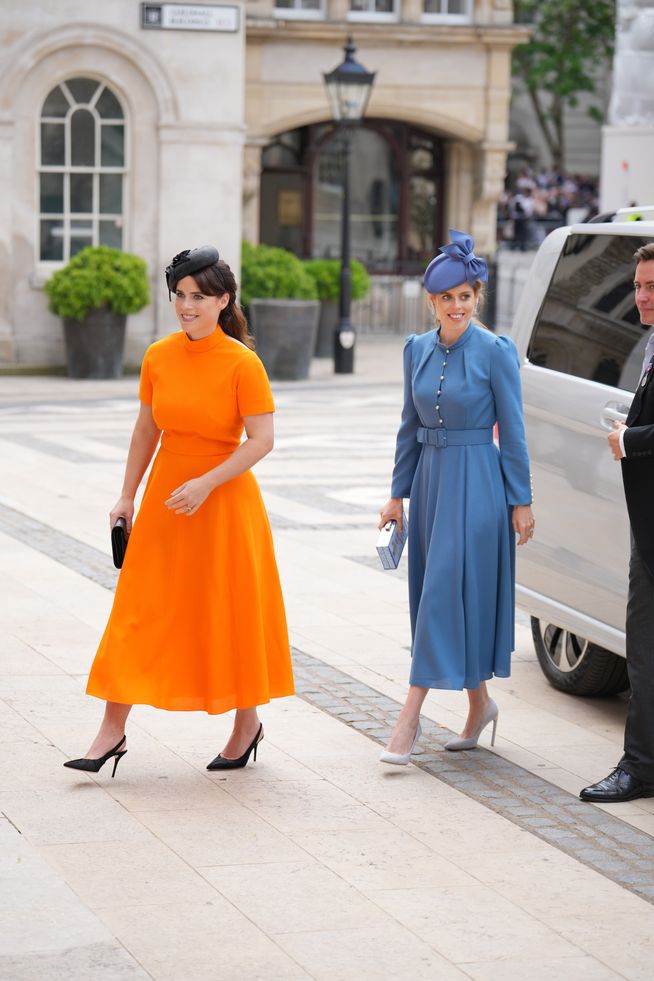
[527,234,651,394]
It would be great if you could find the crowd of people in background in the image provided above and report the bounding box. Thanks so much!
[498,165,600,251]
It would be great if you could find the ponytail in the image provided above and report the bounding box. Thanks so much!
[191,260,255,350]
[219,300,255,350]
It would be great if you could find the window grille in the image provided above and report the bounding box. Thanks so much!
[39,77,126,262]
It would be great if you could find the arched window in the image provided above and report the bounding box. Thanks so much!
[39,77,126,261]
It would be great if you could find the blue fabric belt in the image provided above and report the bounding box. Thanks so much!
[417,426,493,448]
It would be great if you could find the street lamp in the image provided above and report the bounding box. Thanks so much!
[323,37,376,374]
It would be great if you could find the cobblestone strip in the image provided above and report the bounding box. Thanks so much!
[291,648,654,905]
[2,501,652,903]
[0,503,118,590]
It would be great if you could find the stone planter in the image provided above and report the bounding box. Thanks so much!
[250,299,320,380]
[315,300,339,358]
[63,307,127,379]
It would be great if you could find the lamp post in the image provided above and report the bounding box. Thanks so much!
[323,37,376,374]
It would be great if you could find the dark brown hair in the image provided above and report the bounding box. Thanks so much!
[634,243,654,264]
[191,260,254,350]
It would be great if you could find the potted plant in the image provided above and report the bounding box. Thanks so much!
[304,259,370,357]
[241,242,319,381]
[45,246,150,379]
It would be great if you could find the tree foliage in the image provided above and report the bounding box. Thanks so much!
[512,0,616,168]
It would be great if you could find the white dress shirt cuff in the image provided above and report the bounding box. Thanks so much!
[619,428,627,456]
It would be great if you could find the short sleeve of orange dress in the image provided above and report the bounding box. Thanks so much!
[138,350,153,406]
[86,327,294,715]
[236,353,275,417]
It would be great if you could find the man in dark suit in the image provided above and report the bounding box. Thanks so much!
[581,242,654,802]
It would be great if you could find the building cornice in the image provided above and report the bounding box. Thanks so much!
[159,122,246,145]
[245,18,532,47]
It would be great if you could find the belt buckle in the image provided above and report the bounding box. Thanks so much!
[436,428,447,448]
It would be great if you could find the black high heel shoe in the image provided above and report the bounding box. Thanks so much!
[63,736,127,778]
[206,724,263,771]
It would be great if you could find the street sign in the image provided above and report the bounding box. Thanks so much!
[140,3,240,32]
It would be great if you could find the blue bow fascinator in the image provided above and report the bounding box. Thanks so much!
[423,229,488,294]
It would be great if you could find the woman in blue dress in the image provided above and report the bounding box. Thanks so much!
[379,229,534,765]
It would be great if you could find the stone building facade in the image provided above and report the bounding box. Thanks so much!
[0,0,527,367]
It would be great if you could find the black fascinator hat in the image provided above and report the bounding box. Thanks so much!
[164,245,220,298]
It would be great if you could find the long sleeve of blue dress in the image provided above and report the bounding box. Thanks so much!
[390,335,422,498]
[490,335,532,506]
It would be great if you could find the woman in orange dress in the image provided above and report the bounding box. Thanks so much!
[64,246,294,776]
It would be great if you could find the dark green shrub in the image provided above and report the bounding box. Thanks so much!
[304,258,370,302]
[240,242,318,308]
[45,246,150,321]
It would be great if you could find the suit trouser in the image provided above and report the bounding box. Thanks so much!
[620,538,654,785]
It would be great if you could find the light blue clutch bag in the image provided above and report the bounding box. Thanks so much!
[376,511,408,570]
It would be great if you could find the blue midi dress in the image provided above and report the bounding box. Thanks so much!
[390,323,531,690]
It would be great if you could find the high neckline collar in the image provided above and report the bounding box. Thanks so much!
[182,326,224,352]
[436,321,475,351]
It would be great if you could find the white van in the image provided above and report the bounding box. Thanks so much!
[509,207,654,696]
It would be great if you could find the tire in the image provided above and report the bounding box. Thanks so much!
[531,617,629,696]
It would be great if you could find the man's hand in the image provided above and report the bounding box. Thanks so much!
[608,421,627,461]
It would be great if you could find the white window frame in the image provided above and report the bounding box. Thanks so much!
[347,0,399,23]
[37,77,128,271]
[273,0,325,20]
[421,0,473,24]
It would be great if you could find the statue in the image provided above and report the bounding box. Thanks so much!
[609,1,654,126]
[601,1,654,209]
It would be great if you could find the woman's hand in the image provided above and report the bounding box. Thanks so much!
[165,475,212,517]
[110,496,135,534]
[513,504,535,546]
[379,498,404,531]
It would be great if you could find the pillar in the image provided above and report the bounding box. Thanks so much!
[242,141,265,245]
[0,118,14,361]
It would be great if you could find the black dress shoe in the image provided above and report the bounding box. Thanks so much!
[579,766,654,802]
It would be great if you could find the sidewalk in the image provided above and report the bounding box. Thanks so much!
[1,335,653,981]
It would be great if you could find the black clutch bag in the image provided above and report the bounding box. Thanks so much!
[111,517,128,569]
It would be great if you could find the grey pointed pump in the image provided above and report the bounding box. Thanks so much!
[379,723,422,766]
[444,699,498,751]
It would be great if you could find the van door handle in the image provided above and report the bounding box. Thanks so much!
[601,403,629,429]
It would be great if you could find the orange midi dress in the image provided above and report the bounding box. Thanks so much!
[86,326,294,714]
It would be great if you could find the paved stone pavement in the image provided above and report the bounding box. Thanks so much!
[1,335,654,980]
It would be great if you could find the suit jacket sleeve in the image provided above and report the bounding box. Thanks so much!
[623,423,654,457]
[490,335,532,506]
[390,335,422,498]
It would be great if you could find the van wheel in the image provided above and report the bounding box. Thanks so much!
[530,618,629,696]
